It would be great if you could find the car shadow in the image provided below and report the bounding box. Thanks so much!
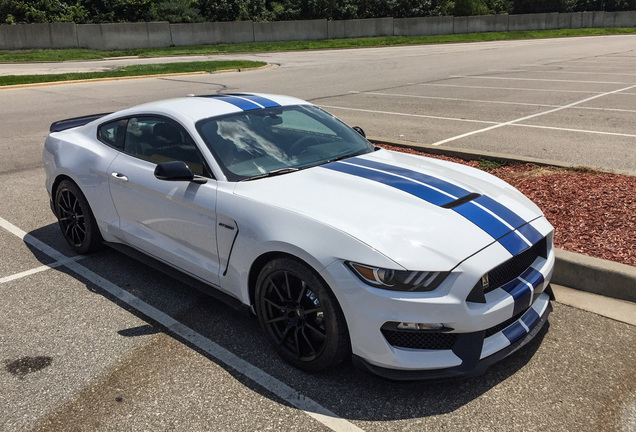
[24,223,549,422]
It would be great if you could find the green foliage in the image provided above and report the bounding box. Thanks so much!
[573,0,636,11]
[79,0,155,22]
[483,0,512,13]
[198,0,240,21]
[0,0,633,24]
[154,0,202,22]
[453,0,489,15]
[1,0,57,23]
[478,158,506,170]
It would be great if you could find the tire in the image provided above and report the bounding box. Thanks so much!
[255,258,350,372]
[54,180,103,254]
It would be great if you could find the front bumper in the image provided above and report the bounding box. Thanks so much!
[352,288,553,380]
[320,217,555,378]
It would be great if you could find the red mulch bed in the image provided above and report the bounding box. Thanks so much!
[377,144,636,268]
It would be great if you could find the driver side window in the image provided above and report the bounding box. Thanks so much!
[124,117,208,177]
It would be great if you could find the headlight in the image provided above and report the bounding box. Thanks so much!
[346,262,449,292]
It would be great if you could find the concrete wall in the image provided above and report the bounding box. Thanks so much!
[170,21,254,46]
[342,18,394,38]
[466,14,509,33]
[0,22,76,50]
[559,12,582,28]
[611,10,636,26]
[580,11,606,28]
[1,11,635,51]
[77,22,172,50]
[394,16,454,36]
[254,19,327,42]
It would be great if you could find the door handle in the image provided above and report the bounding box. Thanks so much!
[111,172,128,181]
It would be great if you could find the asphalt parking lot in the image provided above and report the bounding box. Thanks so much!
[1,36,635,431]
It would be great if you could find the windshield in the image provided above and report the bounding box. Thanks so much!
[196,104,374,181]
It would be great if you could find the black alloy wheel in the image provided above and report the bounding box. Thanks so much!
[55,180,103,254]
[255,258,350,371]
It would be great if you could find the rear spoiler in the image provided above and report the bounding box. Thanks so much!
[49,112,112,133]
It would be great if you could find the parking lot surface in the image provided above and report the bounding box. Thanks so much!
[1,36,635,431]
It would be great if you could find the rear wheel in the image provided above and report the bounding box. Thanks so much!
[255,258,350,372]
[54,180,103,254]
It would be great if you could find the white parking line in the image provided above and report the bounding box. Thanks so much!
[320,105,498,125]
[350,90,636,115]
[449,75,632,85]
[349,91,560,108]
[430,83,636,146]
[418,83,602,94]
[0,216,365,432]
[0,256,84,284]
[531,70,636,77]
[520,63,634,69]
[553,60,636,65]
[322,105,636,140]
[512,123,636,139]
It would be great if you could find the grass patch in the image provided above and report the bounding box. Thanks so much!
[478,158,506,170]
[0,60,266,86]
[1,28,635,63]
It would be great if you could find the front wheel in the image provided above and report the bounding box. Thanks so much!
[255,258,350,372]
[54,180,103,254]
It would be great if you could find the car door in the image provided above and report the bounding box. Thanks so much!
[107,116,221,288]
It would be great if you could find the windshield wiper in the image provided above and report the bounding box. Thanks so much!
[323,149,371,165]
[241,167,300,181]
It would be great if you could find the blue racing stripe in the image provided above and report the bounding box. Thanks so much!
[498,231,531,256]
[521,308,540,329]
[452,202,513,240]
[473,195,526,229]
[234,94,281,108]
[501,278,532,315]
[346,158,470,198]
[214,95,262,111]
[502,321,527,343]
[517,222,544,245]
[520,267,545,288]
[501,279,530,301]
[324,162,455,206]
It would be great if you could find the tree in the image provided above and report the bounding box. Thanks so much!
[79,0,155,22]
[0,0,90,23]
[454,0,489,15]
[154,0,202,22]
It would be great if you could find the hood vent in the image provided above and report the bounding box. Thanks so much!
[441,193,482,209]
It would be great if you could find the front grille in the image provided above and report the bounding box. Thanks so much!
[381,326,457,350]
[481,236,547,295]
[484,308,527,338]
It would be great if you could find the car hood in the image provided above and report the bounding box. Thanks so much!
[232,149,544,271]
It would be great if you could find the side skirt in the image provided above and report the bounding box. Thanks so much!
[103,241,245,311]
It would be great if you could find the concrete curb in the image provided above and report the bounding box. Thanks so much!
[0,63,277,91]
[370,136,636,302]
[553,250,636,303]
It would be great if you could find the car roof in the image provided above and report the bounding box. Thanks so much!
[122,93,310,123]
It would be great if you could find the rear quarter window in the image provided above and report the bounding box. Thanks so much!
[97,119,127,150]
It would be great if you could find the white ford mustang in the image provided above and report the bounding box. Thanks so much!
[43,93,554,379]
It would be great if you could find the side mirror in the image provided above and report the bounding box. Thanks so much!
[154,161,207,184]
[352,126,366,138]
